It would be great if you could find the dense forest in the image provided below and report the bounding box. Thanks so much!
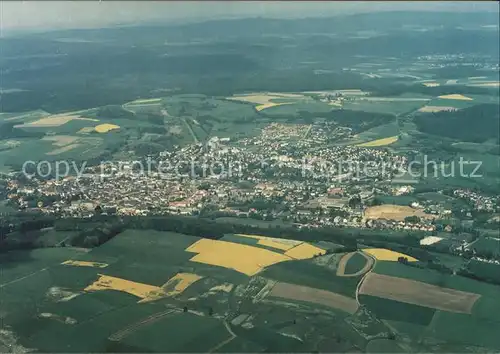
[1,12,498,113]
[414,104,500,144]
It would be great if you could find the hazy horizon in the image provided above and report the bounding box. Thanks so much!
[1,1,498,34]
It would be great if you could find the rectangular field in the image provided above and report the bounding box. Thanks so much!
[359,273,480,314]
[268,281,359,314]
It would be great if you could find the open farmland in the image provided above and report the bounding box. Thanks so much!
[336,252,374,277]
[362,249,418,262]
[266,281,359,314]
[226,92,306,111]
[359,273,480,314]
[185,238,325,276]
[2,229,500,352]
[364,204,434,221]
[15,114,99,128]
[357,136,398,147]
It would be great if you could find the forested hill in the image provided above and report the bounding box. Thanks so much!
[414,104,500,144]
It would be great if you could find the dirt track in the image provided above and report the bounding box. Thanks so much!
[268,282,359,314]
[336,252,374,277]
[359,273,480,314]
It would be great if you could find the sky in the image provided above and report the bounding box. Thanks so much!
[1,1,498,33]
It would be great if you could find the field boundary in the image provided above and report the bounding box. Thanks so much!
[336,251,374,277]
[108,309,178,342]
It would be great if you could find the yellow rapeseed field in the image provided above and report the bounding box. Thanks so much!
[61,260,109,268]
[94,123,121,133]
[84,274,161,299]
[437,94,473,101]
[236,234,302,251]
[357,136,399,147]
[84,272,202,303]
[363,248,418,262]
[139,272,203,303]
[186,239,292,276]
[285,243,326,260]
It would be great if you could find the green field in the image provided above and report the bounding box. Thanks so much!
[2,229,500,352]
[344,252,369,275]
[467,260,500,283]
[343,98,428,115]
[360,295,436,326]
[470,236,500,256]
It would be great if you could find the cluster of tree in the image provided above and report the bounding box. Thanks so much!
[457,268,500,287]
[0,122,45,139]
[404,215,421,223]
[414,104,500,144]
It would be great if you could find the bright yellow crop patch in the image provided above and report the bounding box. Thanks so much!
[363,248,418,262]
[94,123,120,133]
[85,274,161,299]
[186,239,292,276]
[285,243,326,260]
[139,272,203,303]
[437,94,473,101]
[61,260,109,268]
[84,272,202,303]
[357,136,398,147]
[236,234,302,251]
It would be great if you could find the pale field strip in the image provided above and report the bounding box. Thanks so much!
[255,102,293,111]
[77,127,97,134]
[467,82,500,87]
[268,281,359,314]
[362,248,418,262]
[364,204,434,221]
[359,273,481,314]
[418,106,458,113]
[437,94,473,101]
[227,92,307,111]
[15,114,99,128]
[357,136,398,147]
[226,92,303,105]
[209,283,234,293]
[84,272,202,303]
[235,234,302,251]
[61,260,109,268]
[5,110,50,121]
[358,97,429,102]
[46,143,81,156]
[109,309,178,342]
[128,98,162,104]
[42,135,79,147]
[185,238,326,276]
[420,236,444,246]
